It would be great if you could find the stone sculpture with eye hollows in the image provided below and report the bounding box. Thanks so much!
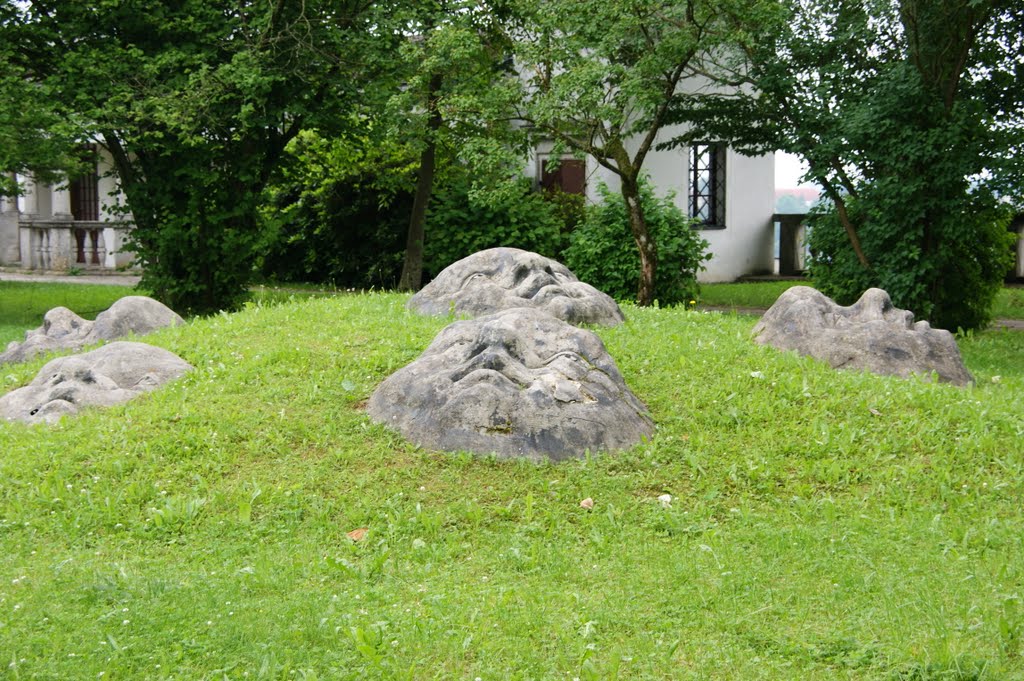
[753,286,974,385]
[407,248,625,326]
[0,296,184,366]
[0,341,192,424]
[367,307,653,461]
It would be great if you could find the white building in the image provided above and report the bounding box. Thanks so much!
[2,133,779,283]
[525,124,776,282]
[0,146,134,272]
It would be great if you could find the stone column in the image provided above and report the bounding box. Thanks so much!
[0,173,20,265]
[52,183,73,220]
[18,175,38,217]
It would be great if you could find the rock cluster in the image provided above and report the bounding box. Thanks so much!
[0,296,184,365]
[753,286,973,385]
[0,341,193,424]
[407,247,625,326]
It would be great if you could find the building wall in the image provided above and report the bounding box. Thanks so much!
[584,123,776,282]
[4,148,136,270]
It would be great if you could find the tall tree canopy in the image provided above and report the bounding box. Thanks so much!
[667,0,1023,330]
[390,0,522,291]
[1,0,383,314]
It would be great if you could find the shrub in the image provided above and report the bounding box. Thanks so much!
[259,182,410,289]
[564,181,710,305]
[422,176,570,278]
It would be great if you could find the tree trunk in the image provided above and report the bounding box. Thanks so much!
[398,74,444,292]
[621,176,657,306]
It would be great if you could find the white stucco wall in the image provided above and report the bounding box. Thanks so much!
[699,148,775,281]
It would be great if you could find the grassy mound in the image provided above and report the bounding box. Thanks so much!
[1,292,1022,678]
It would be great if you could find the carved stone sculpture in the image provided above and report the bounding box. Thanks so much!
[407,248,625,326]
[0,296,184,365]
[0,341,192,424]
[753,286,973,385]
[368,307,653,460]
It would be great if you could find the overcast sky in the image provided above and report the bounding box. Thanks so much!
[775,151,814,189]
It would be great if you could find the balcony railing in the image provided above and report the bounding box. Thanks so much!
[20,220,133,271]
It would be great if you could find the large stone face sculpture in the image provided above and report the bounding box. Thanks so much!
[752,286,974,385]
[368,307,653,460]
[407,248,625,326]
[0,296,184,365]
[0,341,192,425]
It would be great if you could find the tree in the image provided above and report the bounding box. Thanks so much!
[2,0,381,314]
[666,0,1023,330]
[0,3,85,197]
[510,0,769,305]
[391,0,523,291]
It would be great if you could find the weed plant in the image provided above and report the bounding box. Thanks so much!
[0,293,1022,678]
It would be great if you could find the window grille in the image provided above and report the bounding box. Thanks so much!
[689,143,726,228]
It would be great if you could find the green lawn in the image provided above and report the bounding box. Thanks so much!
[1,291,1022,678]
[700,280,1024,321]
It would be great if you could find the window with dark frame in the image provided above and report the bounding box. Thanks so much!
[689,143,726,228]
[70,145,100,222]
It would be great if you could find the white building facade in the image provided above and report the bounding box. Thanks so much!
[0,146,134,272]
[525,123,776,282]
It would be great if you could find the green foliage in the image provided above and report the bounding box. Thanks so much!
[511,0,767,305]
[259,130,416,289]
[807,182,1015,332]
[0,292,1023,677]
[260,183,410,289]
[565,181,710,305]
[422,176,570,278]
[665,0,1024,331]
[2,0,385,315]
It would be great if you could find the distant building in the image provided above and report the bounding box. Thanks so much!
[0,145,134,272]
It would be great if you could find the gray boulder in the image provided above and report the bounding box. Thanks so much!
[368,307,653,461]
[0,296,184,365]
[0,341,192,425]
[408,248,625,326]
[752,286,974,385]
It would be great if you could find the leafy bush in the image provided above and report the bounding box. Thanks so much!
[564,181,710,305]
[259,183,410,289]
[257,130,414,289]
[804,61,1017,332]
[422,176,570,278]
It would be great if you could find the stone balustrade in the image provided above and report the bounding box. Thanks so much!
[15,219,133,271]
